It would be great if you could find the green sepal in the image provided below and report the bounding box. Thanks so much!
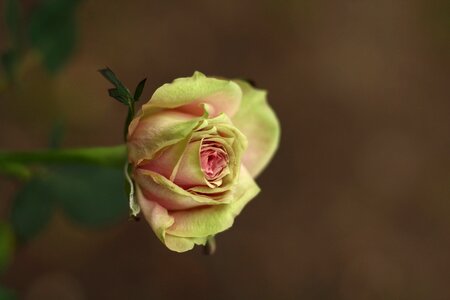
[108,88,130,105]
[99,68,132,104]
[133,78,147,101]
[99,67,147,139]
[99,67,129,91]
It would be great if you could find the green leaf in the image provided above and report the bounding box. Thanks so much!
[9,163,128,242]
[49,165,128,227]
[0,286,16,300]
[11,178,55,243]
[4,0,21,46]
[133,78,147,101]
[0,223,14,274]
[28,0,80,73]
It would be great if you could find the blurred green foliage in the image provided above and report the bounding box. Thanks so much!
[29,0,81,73]
[4,0,20,45]
[0,287,16,300]
[2,0,81,79]
[11,165,128,243]
[0,223,14,274]
[11,177,54,243]
[2,0,129,244]
[0,162,31,180]
[2,0,21,80]
[50,165,127,227]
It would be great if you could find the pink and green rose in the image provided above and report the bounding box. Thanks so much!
[127,71,280,252]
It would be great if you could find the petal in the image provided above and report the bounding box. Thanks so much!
[166,167,260,238]
[137,188,174,242]
[134,168,232,210]
[149,71,242,117]
[231,80,281,178]
[171,140,205,187]
[137,188,207,252]
[140,140,206,188]
[164,235,207,253]
[127,110,200,165]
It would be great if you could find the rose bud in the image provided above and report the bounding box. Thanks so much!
[127,72,280,252]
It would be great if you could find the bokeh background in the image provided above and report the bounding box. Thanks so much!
[1,0,450,299]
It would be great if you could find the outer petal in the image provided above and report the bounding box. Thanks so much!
[231,80,281,178]
[166,167,260,238]
[138,167,259,252]
[134,168,233,210]
[164,235,207,253]
[127,110,200,165]
[137,188,174,242]
[137,188,207,252]
[149,71,242,117]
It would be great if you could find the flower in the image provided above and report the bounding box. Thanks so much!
[127,72,280,252]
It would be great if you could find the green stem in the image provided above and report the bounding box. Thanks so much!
[0,145,127,172]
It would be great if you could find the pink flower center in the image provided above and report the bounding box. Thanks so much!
[200,142,229,181]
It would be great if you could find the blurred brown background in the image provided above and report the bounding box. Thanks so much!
[1,0,450,299]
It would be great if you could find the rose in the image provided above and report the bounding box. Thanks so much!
[127,72,280,252]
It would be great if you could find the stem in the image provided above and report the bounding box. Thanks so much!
[0,145,127,170]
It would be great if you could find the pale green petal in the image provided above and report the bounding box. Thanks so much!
[137,186,211,253]
[135,169,232,210]
[164,235,207,253]
[137,187,174,243]
[231,80,281,178]
[149,71,242,117]
[127,110,200,164]
[166,167,260,238]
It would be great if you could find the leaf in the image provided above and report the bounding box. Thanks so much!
[133,78,147,101]
[11,178,55,243]
[0,223,14,274]
[28,0,80,73]
[9,163,128,241]
[4,0,21,46]
[49,165,128,227]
